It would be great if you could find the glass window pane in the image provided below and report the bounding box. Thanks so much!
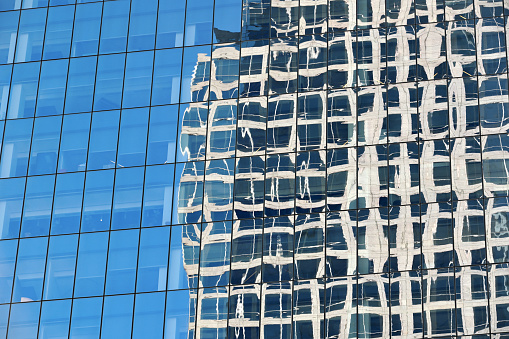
[39,300,71,339]
[168,225,193,290]
[28,116,62,176]
[0,118,33,178]
[213,0,242,43]
[7,302,40,339]
[132,292,165,339]
[43,5,74,60]
[152,48,182,106]
[0,304,8,339]
[142,164,174,227]
[101,294,134,338]
[0,178,25,239]
[58,113,90,173]
[74,232,108,298]
[93,52,125,112]
[99,0,129,54]
[0,11,18,64]
[51,172,84,235]
[43,234,78,300]
[15,8,46,62]
[87,110,120,171]
[0,65,12,118]
[111,167,144,230]
[165,289,196,339]
[0,0,20,12]
[81,169,114,233]
[71,2,101,57]
[36,59,68,117]
[20,175,55,238]
[105,229,139,295]
[69,297,102,339]
[147,105,178,165]
[117,107,149,168]
[0,239,17,303]
[128,0,157,51]
[137,227,170,292]
[12,237,48,302]
[7,62,40,119]
[123,51,154,109]
[64,56,96,114]
[185,0,214,46]
[156,1,185,48]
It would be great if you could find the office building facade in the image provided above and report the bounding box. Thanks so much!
[0,0,509,338]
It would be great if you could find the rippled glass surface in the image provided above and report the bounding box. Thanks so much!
[1,0,509,338]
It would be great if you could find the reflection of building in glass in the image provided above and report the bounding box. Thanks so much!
[2,0,509,337]
[175,0,509,338]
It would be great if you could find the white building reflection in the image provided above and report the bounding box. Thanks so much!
[175,0,509,338]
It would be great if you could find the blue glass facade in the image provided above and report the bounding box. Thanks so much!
[1,0,509,338]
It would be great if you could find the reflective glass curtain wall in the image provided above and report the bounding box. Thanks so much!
[1,0,509,338]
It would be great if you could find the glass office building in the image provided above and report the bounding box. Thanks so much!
[2,0,509,338]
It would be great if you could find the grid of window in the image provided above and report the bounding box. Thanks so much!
[1,0,509,338]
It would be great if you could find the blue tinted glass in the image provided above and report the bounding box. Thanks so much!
[58,113,90,173]
[137,227,170,292]
[74,232,108,298]
[7,302,40,339]
[87,110,120,171]
[100,0,129,54]
[12,237,47,302]
[180,46,211,103]
[20,175,54,237]
[117,107,149,168]
[168,225,191,290]
[173,162,205,224]
[71,2,101,57]
[123,51,154,109]
[111,167,144,229]
[101,294,134,338]
[0,118,33,178]
[22,0,48,8]
[185,0,214,46]
[94,54,125,111]
[147,105,178,165]
[65,56,96,114]
[156,1,185,48]
[0,178,25,239]
[214,0,242,43]
[142,164,174,227]
[43,5,74,60]
[28,116,61,175]
[0,304,8,338]
[165,290,194,338]
[199,222,231,287]
[132,292,165,338]
[69,297,102,338]
[0,65,12,118]
[152,48,183,106]
[0,240,17,303]
[51,172,85,235]
[128,0,157,52]
[7,62,40,119]
[0,11,18,64]
[50,0,75,4]
[43,234,78,300]
[36,59,68,117]
[105,229,139,294]
[81,169,114,232]
[0,0,20,11]
[39,299,71,339]
[15,8,46,62]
